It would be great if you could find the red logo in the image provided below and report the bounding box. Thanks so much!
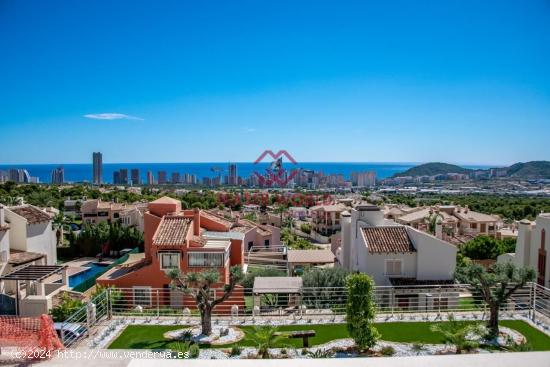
[253,150,299,187]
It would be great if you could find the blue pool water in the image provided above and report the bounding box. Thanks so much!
[69,263,109,288]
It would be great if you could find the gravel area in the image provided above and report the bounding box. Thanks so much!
[164,326,244,345]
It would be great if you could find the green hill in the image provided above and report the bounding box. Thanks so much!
[393,162,471,177]
[506,161,550,179]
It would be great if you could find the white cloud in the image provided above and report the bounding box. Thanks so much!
[243,127,256,133]
[83,113,143,121]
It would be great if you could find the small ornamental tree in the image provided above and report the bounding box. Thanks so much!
[345,273,380,350]
[168,266,244,336]
[455,262,535,337]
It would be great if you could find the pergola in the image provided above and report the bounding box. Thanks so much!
[252,276,303,309]
[0,265,68,315]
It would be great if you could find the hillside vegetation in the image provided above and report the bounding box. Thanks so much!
[506,161,550,178]
[393,161,550,179]
[393,162,471,177]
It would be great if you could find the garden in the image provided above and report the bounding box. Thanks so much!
[96,267,550,359]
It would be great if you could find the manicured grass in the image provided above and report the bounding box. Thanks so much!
[108,320,550,351]
[501,320,550,351]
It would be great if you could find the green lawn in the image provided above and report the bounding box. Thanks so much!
[108,320,550,351]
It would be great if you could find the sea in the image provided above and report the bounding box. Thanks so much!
[0,162,493,184]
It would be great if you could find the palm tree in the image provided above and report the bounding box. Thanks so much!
[52,213,69,246]
[430,314,483,354]
[246,326,288,359]
[424,211,443,235]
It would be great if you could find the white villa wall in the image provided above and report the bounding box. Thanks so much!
[364,252,417,286]
[407,227,457,281]
[5,209,57,265]
[530,215,550,286]
[5,211,27,251]
[0,230,9,276]
[26,222,57,265]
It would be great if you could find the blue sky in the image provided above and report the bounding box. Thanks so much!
[1,0,549,165]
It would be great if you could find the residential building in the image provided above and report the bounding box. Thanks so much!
[131,169,140,185]
[147,171,154,185]
[80,199,144,229]
[171,172,181,184]
[63,198,83,218]
[392,205,500,240]
[93,152,103,185]
[288,207,308,220]
[229,216,281,252]
[158,171,167,184]
[50,166,64,184]
[119,169,129,185]
[498,213,550,287]
[97,197,246,309]
[3,205,57,265]
[309,203,347,236]
[351,171,376,187]
[113,171,121,185]
[337,205,457,286]
[8,169,30,183]
[228,163,238,186]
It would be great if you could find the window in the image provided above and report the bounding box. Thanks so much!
[159,252,180,270]
[264,239,270,248]
[188,252,224,267]
[470,223,477,229]
[385,259,403,276]
[133,287,151,306]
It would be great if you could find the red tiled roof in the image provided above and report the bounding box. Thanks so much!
[153,216,191,246]
[201,211,232,228]
[9,206,51,224]
[362,226,416,254]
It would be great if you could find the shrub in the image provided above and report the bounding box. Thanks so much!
[380,346,395,356]
[300,223,312,234]
[430,314,483,354]
[230,345,242,356]
[189,344,200,358]
[307,349,335,358]
[345,273,380,351]
[49,292,84,322]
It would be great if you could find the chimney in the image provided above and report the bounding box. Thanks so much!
[341,211,352,270]
[193,208,200,236]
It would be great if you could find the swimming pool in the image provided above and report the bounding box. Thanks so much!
[69,263,109,288]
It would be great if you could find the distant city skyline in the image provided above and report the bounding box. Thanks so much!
[1,1,549,165]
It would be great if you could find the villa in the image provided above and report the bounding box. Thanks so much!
[80,199,147,230]
[337,204,457,286]
[390,204,501,241]
[309,203,347,237]
[97,197,246,309]
[498,213,549,287]
[2,204,57,266]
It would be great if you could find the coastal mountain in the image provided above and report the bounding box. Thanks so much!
[393,161,550,179]
[506,161,550,179]
[392,162,472,177]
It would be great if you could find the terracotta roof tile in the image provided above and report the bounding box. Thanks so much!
[362,226,416,253]
[153,216,191,246]
[9,206,51,224]
[201,211,232,228]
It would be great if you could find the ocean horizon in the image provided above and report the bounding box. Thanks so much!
[0,162,494,184]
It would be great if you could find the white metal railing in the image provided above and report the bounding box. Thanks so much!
[59,282,550,347]
[60,290,109,347]
[106,283,537,318]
